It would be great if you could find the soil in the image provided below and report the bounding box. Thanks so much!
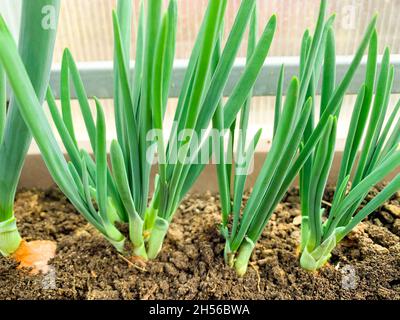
[0,186,399,300]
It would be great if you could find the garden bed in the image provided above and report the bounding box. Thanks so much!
[0,186,399,300]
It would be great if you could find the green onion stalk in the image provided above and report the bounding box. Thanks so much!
[0,0,60,257]
[0,0,277,260]
[215,0,379,276]
[299,27,400,271]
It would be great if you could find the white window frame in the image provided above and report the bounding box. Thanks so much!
[48,55,400,99]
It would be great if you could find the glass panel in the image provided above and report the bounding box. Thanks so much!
[51,0,400,63]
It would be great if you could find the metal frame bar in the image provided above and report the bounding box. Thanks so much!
[48,55,400,99]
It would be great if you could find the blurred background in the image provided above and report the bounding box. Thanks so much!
[41,0,400,61]
[43,0,400,62]
[1,0,399,61]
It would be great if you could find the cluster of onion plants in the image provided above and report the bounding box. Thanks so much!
[0,0,60,257]
[299,28,400,271]
[0,0,277,260]
[214,0,397,275]
[0,0,398,277]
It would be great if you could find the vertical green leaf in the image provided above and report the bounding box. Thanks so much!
[162,0,177,113]
[273,65,284,138]
[246,98,316,244]
[46,88,82,172]
[132,1,145,113]
[64,49,97,152]
[80,155,98,218]
[307,117,336,249]
[0,0,61,220]
[363,65,395,175]
[297,0,327,112]
[110,140,139,222]
[113,11,142,208]
[299,30,311,79]
[114,0,133,162]
[230,77,300,251]
[344,30,378,179]
[60,50,77,145]
[211,32,231,227]
[167,0,226,216]
[320,27,336,116]
[152,9,173,216]
[137,0,163,214]
[223,14,277,129]
[336,85,366,185]
[0,64,5,144]
[352,48,391,185]
[94,98,108,225]
[286,16,377,192]
[231,128,262,237]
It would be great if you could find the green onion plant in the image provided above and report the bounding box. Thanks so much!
[299,26,400,271]
[0,0,277,260]
[215,0,379,276]
[0,0,60,257]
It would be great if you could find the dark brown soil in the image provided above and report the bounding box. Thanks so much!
[0,187,399,300]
